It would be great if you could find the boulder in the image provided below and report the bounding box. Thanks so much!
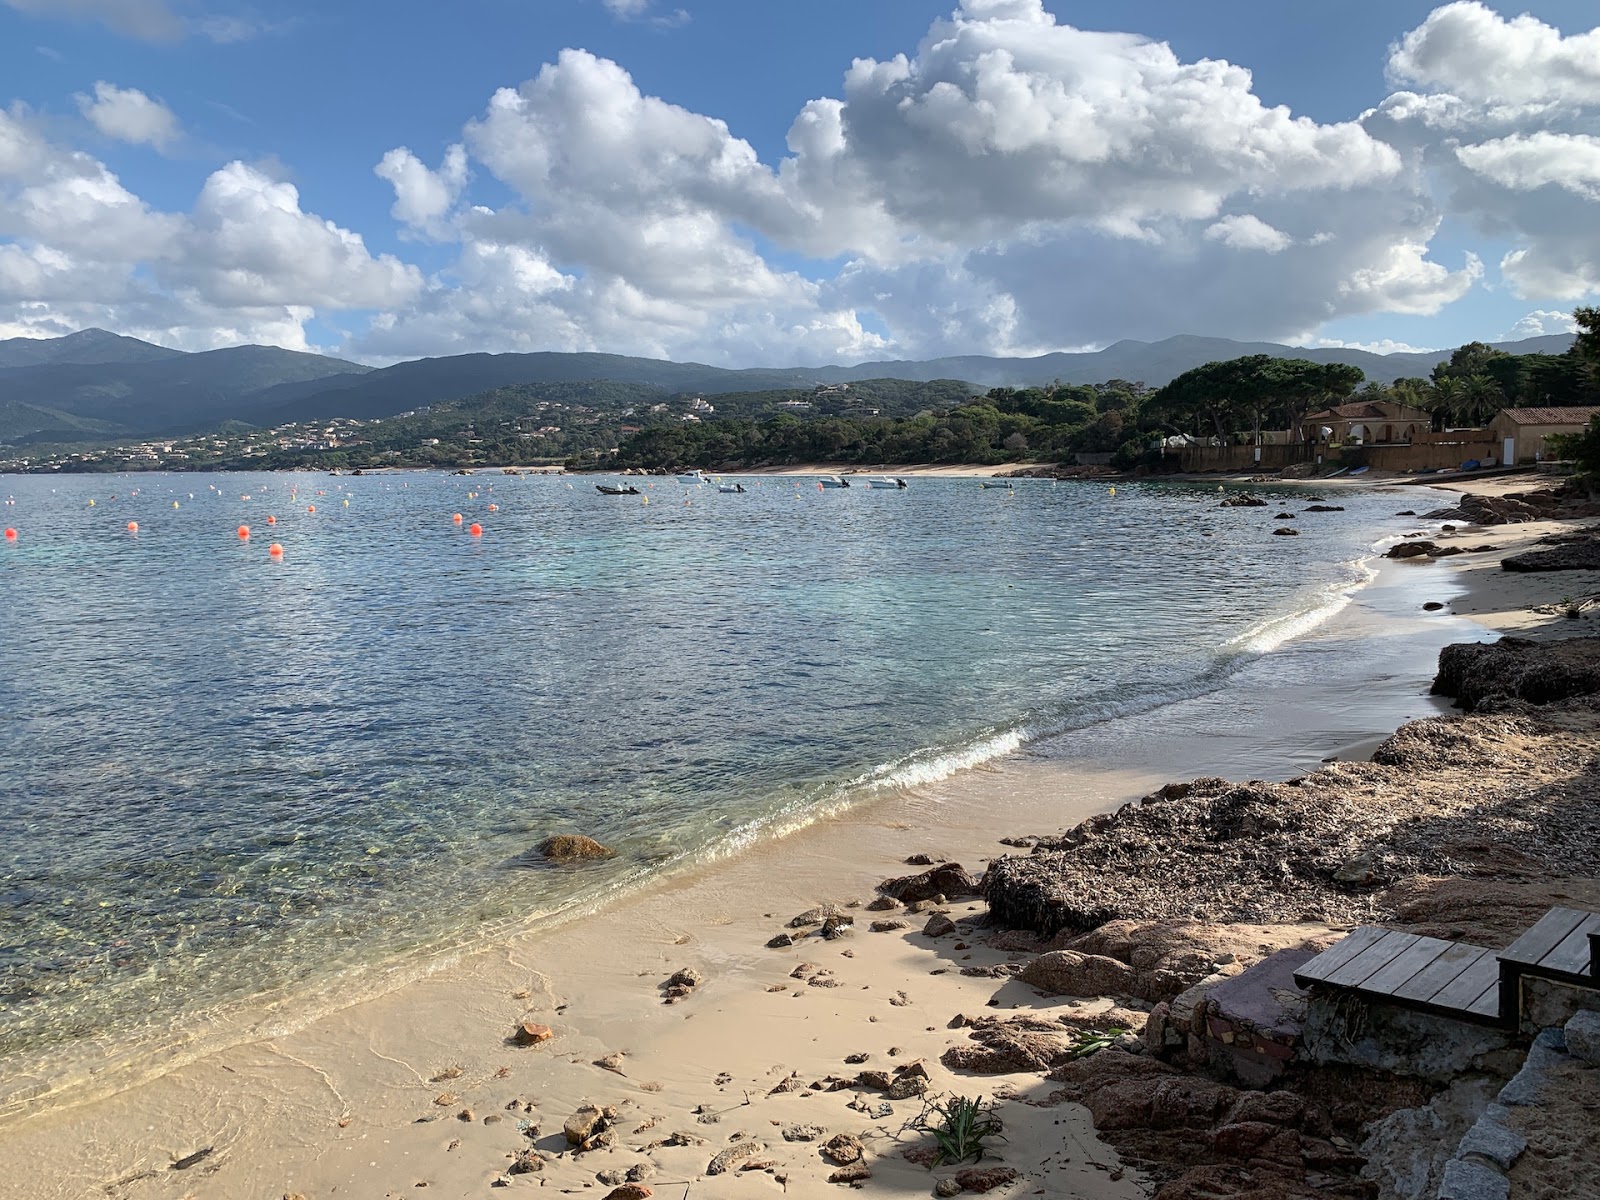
[1020,950,1138,999]
[767,933,794,949]
[1566,1010,1600,1066]
[953,1166,1018,1193]
[879,863,978,903]
[1433,636,1600,710]
[536,835,615,864]
[871,919,909,933]
[1387,541,1438,559]
[603,1188,652,1200]
[829,1162,872,1184]
[706,1142,765,1175]
[1303,505,1345,513]
[514,1022,554,1046]
[1219,494,1267,508]
[1272,527,1299,537]
[822,1132,865,1165]
[924,914,958,938]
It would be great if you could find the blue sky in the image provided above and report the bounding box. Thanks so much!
[2,0,1598,364]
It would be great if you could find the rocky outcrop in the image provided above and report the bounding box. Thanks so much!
[1503,536,1600,572]
[1432,636,1600,710]
[1219,494,1268,508]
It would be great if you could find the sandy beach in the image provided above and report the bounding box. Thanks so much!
[2,476,1596,1200]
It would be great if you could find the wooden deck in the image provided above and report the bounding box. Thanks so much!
[1294,906,1599,1028]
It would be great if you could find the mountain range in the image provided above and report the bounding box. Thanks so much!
[0,327,1578,448]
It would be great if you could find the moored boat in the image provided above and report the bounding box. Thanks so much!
[818,475,851,488]
[980,480,1014,490]
[596,484,640,495]
[865,477,908,489]
[718,483,747,493]
[677,470,708,484]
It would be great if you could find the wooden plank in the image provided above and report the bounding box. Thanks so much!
[1465,978,1502,1021]
[1294,926,1390,985]
[1360,936,1456,998]
[1537,912,1600,978]
[1499,907,1590,969]
[1432,954,1502,1014]
[1591,931,1600,978]
[1392,943,1490,1004]
[1322,931,1425,988]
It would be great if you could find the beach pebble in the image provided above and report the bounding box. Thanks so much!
[905,853,946,866]
[788,905,843,928]
[766,932,795,948]
[865,896,900,912]
[870,919,908,933]
[594,1052,627,1075]
[820,915,855,939]
[509,1149,544,1175]
[829,1162,872,1185]
[513,1022,554,1046]
[602,1186,652,1200]
[706,1141,765,1175]
[935,1177,963,1196]
[456,1108,475,1122]
[924,914,958,938]
[783,1123,829,1142]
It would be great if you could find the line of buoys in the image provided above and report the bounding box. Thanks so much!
[469,523,483,537]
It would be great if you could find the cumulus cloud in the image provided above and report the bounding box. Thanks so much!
[75,82,181,150]
[1387,1,1600,107]
[1502,309,1576,340]
[1455,132,1600,201]
[1204,214,1293,254]
[374,144,468,238]
[3,0,273,42]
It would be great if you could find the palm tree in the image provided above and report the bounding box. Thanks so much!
[1430,377,1464,429]
[1462,375,1503,427]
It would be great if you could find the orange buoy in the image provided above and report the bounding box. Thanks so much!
[4,527,16,541]
[452,513,463,524]
[268,543,284,557]
[238,525,250,539]
[307,505,316,514]
[266,515,277,525]
[488,504,499,512]
[128,521,139,533]
[469,523,483,537]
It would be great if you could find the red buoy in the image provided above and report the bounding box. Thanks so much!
[3,528,15,541]
[266,515,277,525]
[452,513,464,524]
[268,543,284,558]
[469,523,483,537]
[238,525,250,539]
[128,521,139,533]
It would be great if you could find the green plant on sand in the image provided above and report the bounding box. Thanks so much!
[1065,1027,1125,1060]
[907,1094,1007,1167]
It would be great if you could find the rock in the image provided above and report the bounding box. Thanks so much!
[1388,541,1438,559]
[509,1150,545,1175]
[1423,601,1446,611]
[1019,950,1138,998]
[820,914,855,940]
[767,932,794,948]
[887,1074,929,1100]
[706,1142,765,1175]
[594,1052,626,1075]
[906,853,944,866]
[536,835,615,864]
[857,1070,893,1090]
[1433,636,1600,711]
[1438,1158,1510,1200]
[1455,1112,1527,1171]
[879,863,978,904]
[1219,494,1267,508]
[1274,512,1294,520]
[514,1022,554,1046]
[1565,1010,1600,1065]
[829,1162,872,1184]
[953,1166,1018,1193]
[1272,527,1299,536]
[789,904,845,928]
[1396,510,1417,517]
[603,1187,652,1200]
[626,1164,655,1183]
[822,1132,865,1165]
[1304,504,1345,512]
[866,896,900,912]
[924,914,958,938]
[565,1105,610,1146]
[783,1123,829,1142]
[1333,850,1380,886]
[935,1177,964,1197]
[871,919,909,932]
[662,966,704,1003]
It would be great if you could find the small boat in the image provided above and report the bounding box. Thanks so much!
[818,476,851,488]
[980,480,1014,490]
[718,483,747,493]
[596,483,640,496]
[866,477,908,489]
[677,470,707,484]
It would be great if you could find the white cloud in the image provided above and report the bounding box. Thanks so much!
[1204,214,1292,253]
[1455,132,1600,201]
[602,0,688,27]
[1502,309,1576,340]
[75,82,181,150]
[1307,337,1438,355]
[374,144,468,238]
[1388,1,1600,107]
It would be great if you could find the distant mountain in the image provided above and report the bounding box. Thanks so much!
[0,328,184,370]
[0,326,1580,450]
[259,333,1579,427]
[0,337,371,445]
[805,333,1581,390]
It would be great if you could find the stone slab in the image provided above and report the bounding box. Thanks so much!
[1565,1009,1600,1066]
[1438,1158,1510,1200]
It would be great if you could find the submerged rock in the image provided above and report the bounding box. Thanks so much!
[536,835,615,864]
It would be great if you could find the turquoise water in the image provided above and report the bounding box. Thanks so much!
[0,472,1411,1081]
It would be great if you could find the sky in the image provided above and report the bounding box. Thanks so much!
[1,0,1598,366]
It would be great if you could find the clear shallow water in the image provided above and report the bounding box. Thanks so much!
[0,472,1418,1081]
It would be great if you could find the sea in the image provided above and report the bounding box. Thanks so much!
[0,471,1468,1114]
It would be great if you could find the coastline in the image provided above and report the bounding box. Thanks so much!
[0,486,1591,1199]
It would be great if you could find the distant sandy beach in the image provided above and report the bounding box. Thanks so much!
[0,475,1592,1200]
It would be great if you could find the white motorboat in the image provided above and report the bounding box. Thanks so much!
[818,475,851,488]
[980,480,1014,490]
[865,477,908,489]
[677,470,708,484]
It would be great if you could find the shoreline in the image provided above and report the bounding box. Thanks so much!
[1,486,1590,1198]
